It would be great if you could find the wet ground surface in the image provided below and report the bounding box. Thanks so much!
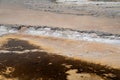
[0,38,120,80]
[0,0,120,79]
[0,25,120,45]
[1,38,39,51]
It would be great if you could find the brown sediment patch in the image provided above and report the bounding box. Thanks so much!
[0,36,119,80]
[0,34,120,69]
[0,51,120,80]
[0,38,40,51]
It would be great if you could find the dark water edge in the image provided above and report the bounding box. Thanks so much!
[0,39,120,80]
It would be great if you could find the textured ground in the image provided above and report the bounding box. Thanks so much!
[0,0,120,80]
[0,34,120,80]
